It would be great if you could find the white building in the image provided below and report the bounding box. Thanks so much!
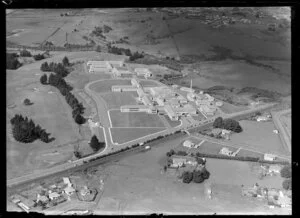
[112,66,134,77]
[134,68,152,78]
[199,105,216,116]
[49,192,60,201]
[180,87,195,93]
[220,147,233,156]
[121,105,157,114]
[183,140,194,148]
[164,104,178,121]
[111,85,138,92]
[63,177,72,187]
[215,101,223,107]
[264,153,277,161]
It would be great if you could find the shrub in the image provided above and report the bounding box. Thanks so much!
[176,151,188,156]
[182,171,193,183]
[23,98,32,106]
[40,74,48,84]
[6,53,22,69]
[20,49,32,57]
[282,179,291,190]
[33,54,45,61]
[90,135,105,152]
[213,117,223,128]
[193,170,205,183]
[280,165,291,178]
[62,56,70,66]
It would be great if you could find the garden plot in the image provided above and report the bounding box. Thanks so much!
[109,110,166,128]
[110,127,166,144]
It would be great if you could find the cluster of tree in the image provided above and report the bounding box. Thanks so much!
[213,117,243,133]
[166,149,188,157]
[20,49,32,57]
[182,168,210,184]
[6,52,22,69]
[33,53,46,61]
[107,45,144,61]
[195,152,260,162]
[280,165,291,178]
[89,135,105,152]
[282,179,291,190]
[91,26,106,38]
[40,57,70,77]
[40,73,85,125]
[10,114,54,143]
[23,98,33,106]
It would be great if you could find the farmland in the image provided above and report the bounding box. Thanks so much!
[109,110,166,128]
[110,127,166,144]
[101,92,138,110]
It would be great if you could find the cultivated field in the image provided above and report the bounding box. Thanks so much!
[109,110,166,128]
[101,92,138,110]
[89,79,132,93]
[110,127,166,144]
[230,120,289,156]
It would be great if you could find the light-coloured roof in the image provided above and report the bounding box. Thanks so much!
[183,140,194,147]
[49,192,60,198]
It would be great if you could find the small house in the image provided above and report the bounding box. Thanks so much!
[220,147,233,156]
[49,192,60,201]
[183,140,194,148]
[64,186,75,196]
[268,165,282,174]
[36,194,49,203]
[264,153,277,161]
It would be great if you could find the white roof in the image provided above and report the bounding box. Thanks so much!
[183,140,194,147]
[49,192,60,198]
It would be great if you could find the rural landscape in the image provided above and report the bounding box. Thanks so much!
[7,7,291,215]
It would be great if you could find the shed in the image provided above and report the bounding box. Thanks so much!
[264,153,277,161]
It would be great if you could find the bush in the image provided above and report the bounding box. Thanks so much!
[75,114,86,125]
[193,170,205,183]
[23,98,32,106]
[282,179,291,190]
[20,49,32,57]
[33,54,45,61]
[6,53,22,69]
[280,165,291,178]
[62,56,70,66]
[90,135,105,152]
[176,151,188,156]
[40,74,48,84]
[182,171,193,183]
[213,117,223,128]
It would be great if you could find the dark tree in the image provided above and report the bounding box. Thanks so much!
[90,135,105,152]
[182,171,193,183]
[193,170,205,183]
[6,53,22,70]
[40,74,48,84]
[280,165,291,178]
[62,56,70,66]
[201,168,210,180]
[223,118,243,133]
[213,117,224,128]
[282,179,291,190]
[40,62,50,71]
[75,114,86,125]
[23,98,33,106]
[33,54,45,61]
[20,49,32,57]
[176,150,188,156]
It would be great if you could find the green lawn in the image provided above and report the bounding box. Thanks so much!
[101,92,138,109]
[110,127,166,144]
[109,110,166,128]
[89,79,132,93]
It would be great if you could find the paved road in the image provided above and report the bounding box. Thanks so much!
[6,78,280,188]
[271,109,291,154]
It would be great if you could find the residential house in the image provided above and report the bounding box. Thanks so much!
[36,194,49,204]
[219,147,234,156]
[63,177,72,187]
[64,186,75,196]
[264,153,277,161]
[268,165,282,174]
[49,192,60,201]
[183,140,194,148]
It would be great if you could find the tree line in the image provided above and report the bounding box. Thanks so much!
[20,49,47,61]
[40,56,70,77]
[10,114,54,143]
[107,45,144,61]
[280,165,291,191]
[213,117,243,133]
[40,57,86,125]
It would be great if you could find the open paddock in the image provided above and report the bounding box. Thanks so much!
[89,79,132,93]
[236,149,264,159]
[101,92,138,110]
[230,120,289,156]
[109,110,166,128]
[219,101,249,114]
[110,127,166,144]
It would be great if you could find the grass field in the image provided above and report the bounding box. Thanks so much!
[236,149,264,159]
[230,120,289,156]
[220,101,249,114]
[139,80,160,87]
[109,110,166,128]
[110,127,166,144]
[279,112,291,137]
[101,92,138,109]
[89,79,132,93]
